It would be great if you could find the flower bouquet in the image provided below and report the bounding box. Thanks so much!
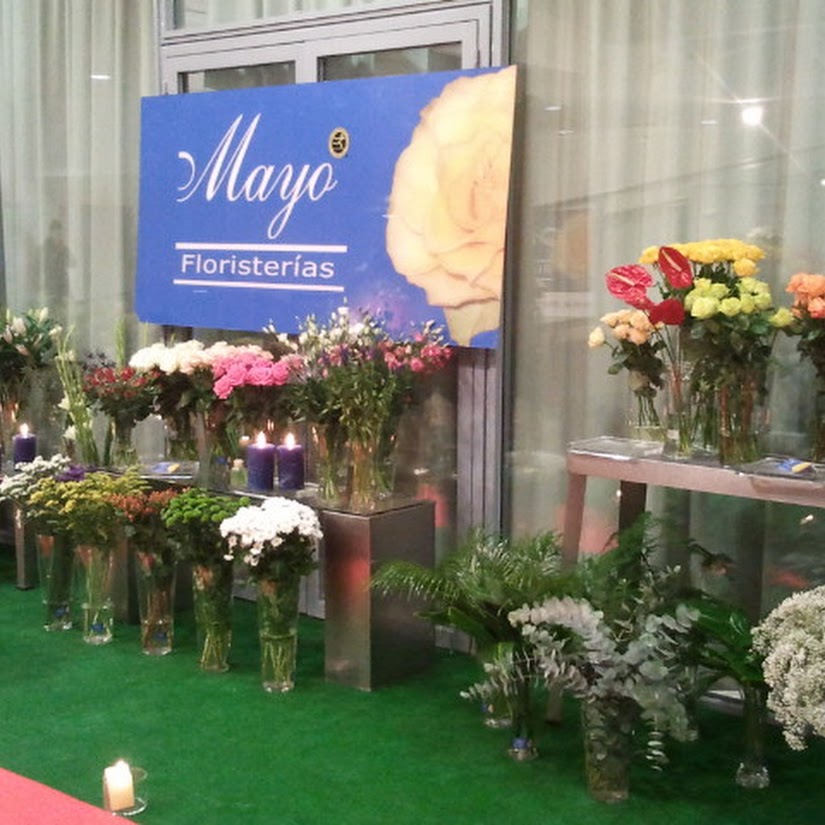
[29,470,146,644]
[110,487,181,655]
[220,496,322,692]
[752,586,825,751]
[594,240,793,462]
[83,354,155,468]
[269,308,453,509]
[211,346,299,440]
[161,487,249,671]
[0,307,63,461]
[0,454,74,630]
[783,272,825,459]
[130,340,274,487]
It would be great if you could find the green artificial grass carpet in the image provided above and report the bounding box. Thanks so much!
[0,551,824,825]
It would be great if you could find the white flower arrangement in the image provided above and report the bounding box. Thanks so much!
[752,586,825,750]
[129,340,273,376]
[220,496,322,581]
[0,453,73,507]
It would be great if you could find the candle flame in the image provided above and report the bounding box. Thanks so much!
[284,432,296,449]
[19,423,28,437]
[255,431,267,447]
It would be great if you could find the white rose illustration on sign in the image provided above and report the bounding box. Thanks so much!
[385,66,517,346]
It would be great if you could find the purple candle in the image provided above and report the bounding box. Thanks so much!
[246,433,276,492]
[13,424,37,465]
[276,433,305,490]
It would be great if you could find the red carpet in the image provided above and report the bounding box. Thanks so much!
[0,767,133,824]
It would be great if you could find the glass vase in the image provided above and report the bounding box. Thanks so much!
[662,358,696,459]
[192,561,234,673]
[348,428,397,511]
[581,697,637,804]
[627,370,663,442]
[506,680,538,762]
[74,543,115,645]
[717,367,767,466]
[0,395,19,470]
[110,417,139,469]
[257,574,301,693]
[195,413,231,491]
[735,681,770,789]
[309,420,348,504]
[134,549,176,656]
[164,412,198,461]
[36,531,74,631]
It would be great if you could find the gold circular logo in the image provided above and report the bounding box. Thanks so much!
[328,127,349,159]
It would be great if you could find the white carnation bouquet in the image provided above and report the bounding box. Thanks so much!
[220,496,322,582]
[752,586,825,750]
[0,453,72,508]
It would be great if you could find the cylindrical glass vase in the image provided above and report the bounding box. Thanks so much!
[257,574,301,693]
[735,681,770,789]
[36,531,74,631]
[192,561,234,672]
[75,543,115,645]
[134,550,177,656]
[581,697,637,804]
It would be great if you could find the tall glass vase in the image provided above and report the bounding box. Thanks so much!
[164,411,198,461]
[627,370,662,442]
[192,561,234,673]
[348,425,397,511]
[506,677,538,762]
[36,531,74,631]
[257,573,301,693]
[74,543,115,645]
[195,413,231,491]
[309,420,347,504]
[0,395,19,470]
[134,549,176,656]
[735,681,770,789]
[110,417,139,469]
[717,367,767,466]
[581,697,637,804]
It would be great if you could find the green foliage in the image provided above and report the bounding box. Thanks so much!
[372,528,568,655]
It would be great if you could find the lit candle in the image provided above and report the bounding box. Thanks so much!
[103,759,135,812]
[246,432,276,492]
[12,424,37,465]
[276,432,305,490]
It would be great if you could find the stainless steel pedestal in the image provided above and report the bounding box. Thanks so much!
[322,499,435,691]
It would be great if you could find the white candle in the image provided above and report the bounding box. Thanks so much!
[103,760,135,812]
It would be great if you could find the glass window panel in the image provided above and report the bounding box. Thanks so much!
[172,0,392,30]
[320,43,461,80]
[181,61,295,92]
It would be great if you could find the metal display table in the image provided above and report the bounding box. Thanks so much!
[563,437,825,618]
[321,498,435,691]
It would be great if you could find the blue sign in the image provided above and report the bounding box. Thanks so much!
[136,67,516,347]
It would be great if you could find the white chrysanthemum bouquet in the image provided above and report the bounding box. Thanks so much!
[753,586,825,750]
[220,496,322,582]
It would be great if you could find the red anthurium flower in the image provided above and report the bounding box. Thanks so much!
[648,298,685,326]
[605,265,654,308]
[658,246,693,289]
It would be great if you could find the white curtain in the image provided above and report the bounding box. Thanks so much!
[508,0,825,606]
[0,0,156,353]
